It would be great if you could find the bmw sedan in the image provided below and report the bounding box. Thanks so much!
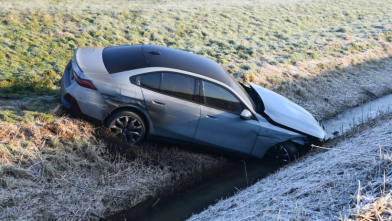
[61,44,326,162]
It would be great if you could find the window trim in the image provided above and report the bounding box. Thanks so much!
[130,71,200,104]
[136,72,162,92]
[160,72,197,103]
[200,79,246,115]
[130,71,257,119]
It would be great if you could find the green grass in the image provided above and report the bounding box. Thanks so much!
[1,0,392,95]
[0,110,55,124]
[0,94,60,123]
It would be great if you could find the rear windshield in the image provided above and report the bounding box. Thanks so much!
[102,45,149,74]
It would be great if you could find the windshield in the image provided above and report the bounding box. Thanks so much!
[227,74,256,111]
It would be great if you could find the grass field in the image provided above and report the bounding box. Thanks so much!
[1,0,392,95]
[1,0,392,219]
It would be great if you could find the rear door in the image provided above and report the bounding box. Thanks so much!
[140,72,201,142]
[193,80,259,154]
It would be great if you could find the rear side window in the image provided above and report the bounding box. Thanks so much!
[161,73,196,102]
[139,73,161,91]
[201,80,244,114]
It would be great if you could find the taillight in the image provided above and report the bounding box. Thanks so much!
[73,70,97,90]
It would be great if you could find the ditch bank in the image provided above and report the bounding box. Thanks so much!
[107,56,392,220]
[188,113,392,221]
[108,92,392,221]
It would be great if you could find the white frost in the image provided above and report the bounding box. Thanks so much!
[188,117,392,221]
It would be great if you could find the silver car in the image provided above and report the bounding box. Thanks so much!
[61,45,325,162]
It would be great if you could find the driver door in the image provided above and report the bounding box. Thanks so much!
[192,80,259,154]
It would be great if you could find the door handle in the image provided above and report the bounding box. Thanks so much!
[206,115,217,119]
[152,100,166,106]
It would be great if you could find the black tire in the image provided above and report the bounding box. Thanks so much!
[105,110,146,145]
[268,141,299,163]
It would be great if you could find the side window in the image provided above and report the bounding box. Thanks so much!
[139,73,161,91]
[201,80,244,114]
[161,73,196,102]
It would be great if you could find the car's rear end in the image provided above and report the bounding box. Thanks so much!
[60,48,112,123]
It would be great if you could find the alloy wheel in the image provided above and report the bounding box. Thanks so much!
[271,144,291,163]
[109,116,143,144]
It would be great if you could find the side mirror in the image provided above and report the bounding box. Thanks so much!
[240,109,252,120]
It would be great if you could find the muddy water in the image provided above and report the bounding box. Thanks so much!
[109,94,392,221]
[321,94,392,139]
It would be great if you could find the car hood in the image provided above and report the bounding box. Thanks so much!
[248,82,326,139]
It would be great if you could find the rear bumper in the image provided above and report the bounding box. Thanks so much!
[61,60,73,108]
[62,93,102,125]
[60,60,113,124]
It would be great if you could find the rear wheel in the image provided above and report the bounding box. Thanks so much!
[105,110,146,144]
[268,142,299,163]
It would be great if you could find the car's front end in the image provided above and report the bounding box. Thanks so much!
[234,80,326,158]
[247,82,326,141]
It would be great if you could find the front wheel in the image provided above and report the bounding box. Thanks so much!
[105,110,146,145]
[268,142,299,163]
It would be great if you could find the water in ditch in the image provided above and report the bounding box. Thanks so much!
[108,94,392,221]
[108,158,279,221]
[321,94,392,140]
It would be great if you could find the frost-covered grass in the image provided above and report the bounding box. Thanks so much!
[267,49,392,120]
[188,114,392,221]
[1,0,392,95]
[1,0,392,219]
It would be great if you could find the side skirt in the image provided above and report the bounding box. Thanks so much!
[146,134,260,160]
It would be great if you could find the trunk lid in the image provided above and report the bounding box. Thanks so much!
[74,47,109,75]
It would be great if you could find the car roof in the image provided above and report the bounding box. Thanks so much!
[102,44,231,85]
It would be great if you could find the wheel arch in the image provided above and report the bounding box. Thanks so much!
[103,106,153,136]
[251,134,303,156]
[288,137,306,146]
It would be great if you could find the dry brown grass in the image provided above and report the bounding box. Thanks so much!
[0,117,93,164]
[350,193,392,220]
[0,115,224,220]
[232,41,392,86]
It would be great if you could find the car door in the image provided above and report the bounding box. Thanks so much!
[193,80,260,154]
[140,72,201,142]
